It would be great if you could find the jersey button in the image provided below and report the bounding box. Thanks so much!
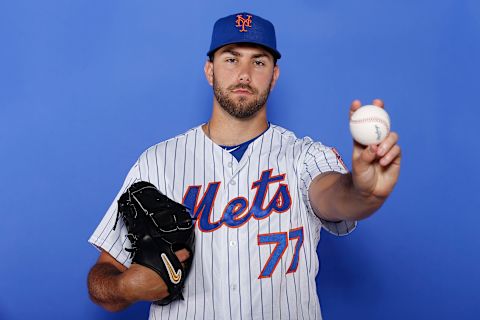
[229,240,237,247]
[230,180,236,185]
[227,162,233,168]
[231,284,237,291]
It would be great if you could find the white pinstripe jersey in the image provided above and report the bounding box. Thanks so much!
[89,124,356,320]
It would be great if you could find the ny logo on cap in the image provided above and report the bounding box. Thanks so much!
[235,14,252,32]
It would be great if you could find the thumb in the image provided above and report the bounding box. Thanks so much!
[354,143,378,169]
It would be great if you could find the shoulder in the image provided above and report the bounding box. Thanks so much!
[137,125,203,160]
[269,124,344,171]
[270,123,324,150]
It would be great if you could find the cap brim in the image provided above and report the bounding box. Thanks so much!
[207,41,281,59]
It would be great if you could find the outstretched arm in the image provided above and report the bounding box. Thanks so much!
[309,99,401,222]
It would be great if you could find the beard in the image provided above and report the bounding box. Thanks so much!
[213,74,273,119]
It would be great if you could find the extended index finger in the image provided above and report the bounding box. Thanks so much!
[349,99,362,118]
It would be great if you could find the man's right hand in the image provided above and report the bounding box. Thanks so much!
[119,249,191,303]
[87,249,190,312]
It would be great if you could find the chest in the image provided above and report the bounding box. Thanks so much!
[151,139,302,232]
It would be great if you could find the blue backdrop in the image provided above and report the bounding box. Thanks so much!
[1,0,479,319]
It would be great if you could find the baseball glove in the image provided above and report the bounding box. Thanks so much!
[113,181,195,305]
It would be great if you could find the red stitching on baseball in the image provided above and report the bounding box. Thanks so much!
[350,117,390,130]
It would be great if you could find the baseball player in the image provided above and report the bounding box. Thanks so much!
[87,12,401,320]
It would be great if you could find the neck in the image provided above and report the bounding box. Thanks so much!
[204,102,268,146]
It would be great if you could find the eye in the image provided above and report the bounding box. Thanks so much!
[225,57,237,63]
[254,60,266,67]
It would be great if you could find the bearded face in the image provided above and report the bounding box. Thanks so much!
[212,73,273,119]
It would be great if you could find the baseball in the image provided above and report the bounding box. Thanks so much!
[349,105,391,146]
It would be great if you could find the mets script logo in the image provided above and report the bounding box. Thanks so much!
[161,253,182,284]
[183,169,292,232]
[235,14,252,32]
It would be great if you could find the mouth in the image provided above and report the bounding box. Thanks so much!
[230,84,255,95]
[231,88,253,95]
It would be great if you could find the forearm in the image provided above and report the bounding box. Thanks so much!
[87,263,132,312]
[309,172,386,221]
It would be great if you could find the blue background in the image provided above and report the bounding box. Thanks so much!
[1,0,479,319]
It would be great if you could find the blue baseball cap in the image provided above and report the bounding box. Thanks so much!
[207,12,281,59]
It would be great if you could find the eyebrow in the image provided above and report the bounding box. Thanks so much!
[220,49,241,56]
[219,49,272,60]
[252,53,270,59]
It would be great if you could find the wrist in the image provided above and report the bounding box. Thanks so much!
[117,271,139,305]
[342,174,387,220]
[350,173,386,202]
[351,184,386,209]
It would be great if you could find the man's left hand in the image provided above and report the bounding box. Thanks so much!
[350,99,402,199]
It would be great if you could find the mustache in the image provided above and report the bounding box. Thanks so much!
[228,84,257,94]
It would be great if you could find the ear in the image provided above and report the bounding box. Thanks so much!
[269,65,280,91]
[204,60,214,86]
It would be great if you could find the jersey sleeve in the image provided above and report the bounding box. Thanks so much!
[88,160,141,267]
[299,140,357,236]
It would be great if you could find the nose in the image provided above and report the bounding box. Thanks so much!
[237,63,251,83]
